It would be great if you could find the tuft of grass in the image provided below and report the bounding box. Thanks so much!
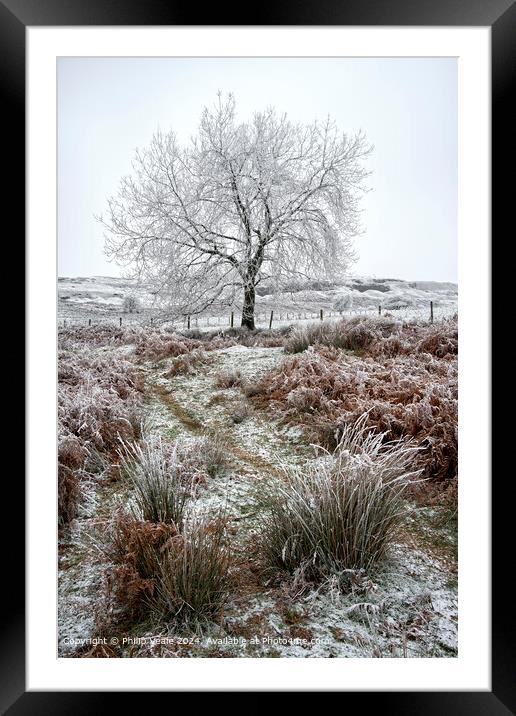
[103,431,230,627]
[256,416,420,583]
[282,316,457,360]
[174,434,228,479]
[150,514,231,624]
[104,512,179,620]
[118,437,192,527]
[103,510,230,625]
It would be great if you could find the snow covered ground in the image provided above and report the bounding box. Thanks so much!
[58,339,458,659]
[58,275,457,327]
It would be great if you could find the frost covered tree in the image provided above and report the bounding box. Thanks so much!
[101,94,371,330]
[123,294,140,313]
[334,291,354,313]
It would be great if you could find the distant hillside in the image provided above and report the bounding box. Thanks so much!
[58,275,457,324]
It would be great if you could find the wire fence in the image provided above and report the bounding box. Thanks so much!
[58,300,457,331]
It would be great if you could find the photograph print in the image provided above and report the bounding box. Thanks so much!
[58,56,458,659]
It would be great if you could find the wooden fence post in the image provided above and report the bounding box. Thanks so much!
[88,318,91,326]
[269,310,274,329]
[430,301,434,324]
[230,311,234,328]
[187,315,191,330]
[320,309,323,321]
[119,317,122,327]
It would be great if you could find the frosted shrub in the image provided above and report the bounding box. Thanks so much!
[283,316,456,358]
[58,351,144,396]
[335,317,383,351]
[334,291,353,312]
[416,320,458,358]
[123,294,141,313]
[59,383,142,454]
[58,433,86,526]
[58,324,143,348]
[257,417,419,582]
[370,317,458,358]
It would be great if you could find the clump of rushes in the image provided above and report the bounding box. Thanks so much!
[256,415,420,583]
[105,513,177,619]
[118,437,192,527]
[105,435,231,626]
[104,510,230,625]
[283,322,334,354]
[150,514,230,624]
[282,315,457,359]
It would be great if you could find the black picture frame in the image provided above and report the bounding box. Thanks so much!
[6,0,510,710]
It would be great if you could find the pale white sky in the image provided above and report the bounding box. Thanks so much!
[58,57,457,282]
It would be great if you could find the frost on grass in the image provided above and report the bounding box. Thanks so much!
[283,315,457,359]
[58,322,458,659]
[292,543,457,658]
[58,518,106,655]
[255,417,420,581]
[58,345,145,526]
[252,343,457,483]
[193,541,457,659]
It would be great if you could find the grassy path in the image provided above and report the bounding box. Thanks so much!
[138,343,458,657]
[59,340,458,659]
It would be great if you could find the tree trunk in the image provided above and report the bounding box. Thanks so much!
[241,282,256,330]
